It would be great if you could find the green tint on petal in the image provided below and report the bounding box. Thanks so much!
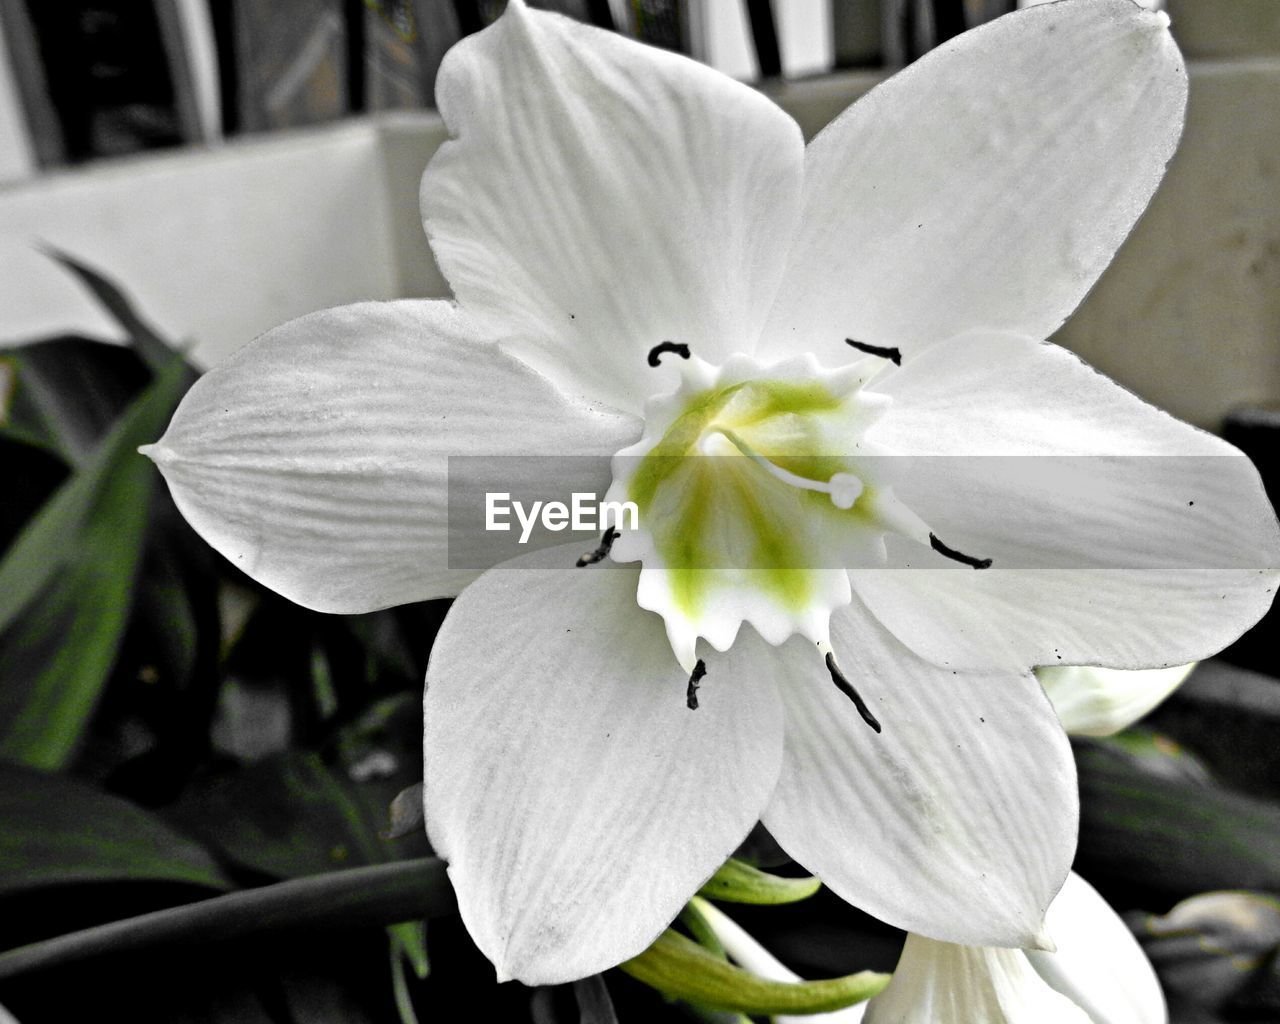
[698,858,822,905]
[621,928,889,1015]
[612,358,891,665]
[627,378,857,616]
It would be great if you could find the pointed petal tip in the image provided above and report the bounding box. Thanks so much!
[137,441,167,465]
[1029,921,1058,954]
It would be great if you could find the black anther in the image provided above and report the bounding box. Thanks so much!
[686,659,707,710]
[825,652,882,733]
[844,338,902,366]
[576,526,618,567]
[648,341,691,367]
[929,533,993,570]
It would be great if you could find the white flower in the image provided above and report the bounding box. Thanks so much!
[861,873,1166,1024]
[695,874,1163,1024]
[143,0,1279,985]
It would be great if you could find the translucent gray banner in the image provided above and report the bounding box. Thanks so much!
[445,455,1274,572]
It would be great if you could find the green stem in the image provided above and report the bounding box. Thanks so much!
[622,929,889,1015]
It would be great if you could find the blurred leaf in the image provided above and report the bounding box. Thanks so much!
[1136,891,1280,1012]
[1231,948,1280,1019]
[0,359,190,769]
[0,858,455,980]
[169,750,425,879]
[0,760,230,895]
[1106,728,1214,784]
[698,859,820,906]
[1075,737,1280,899]
[1147,659,1280,800]
[0,337,149,464]
[573,975,619,1024]
[95,504,225,806]
[621,929,888,1015]
[42,248,182,375]
[0,436,68,552]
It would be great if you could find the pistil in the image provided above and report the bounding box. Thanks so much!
[707,426,865,510]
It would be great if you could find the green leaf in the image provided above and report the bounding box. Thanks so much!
[1076,737,1280,897]
[620,929,888,1016]
[0,760,230,895]
[697,858,821,905]
[0,337,150,465]
[0,358,190,769]
[0,858,455,980]
[168,750,426,879]
[42,248,181,375]
[0,434,67,552]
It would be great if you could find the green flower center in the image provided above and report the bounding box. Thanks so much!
[622,377,885,617]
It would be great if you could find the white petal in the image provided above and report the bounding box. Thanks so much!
[1027,873,1167,1024]
[863,934,1092,1024]
[853,333,1280,670]
[146,301,638,613]
[422,543,783,984]
[758,0,1185,364]
[422,0,804,414]
[1039,663,1194,737]
[760,599,1077,949]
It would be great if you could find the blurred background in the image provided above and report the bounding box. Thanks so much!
[1,1,1279,1022]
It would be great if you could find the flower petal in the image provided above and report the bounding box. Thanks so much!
[422,543,784,984]
[145,300,637,613]
[1027,873,1167,1024]
[1039,663,1194,737]
[853,333,1280,670]
[863,935,1092,1024]
[760,599,1077,949]
[758,0,1185,364]
[422,0,804,414]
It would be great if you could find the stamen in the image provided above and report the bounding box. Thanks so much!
[576,526,618,567]
[824,652,881,733]
[845,338,902,366]
[929,533,993,570]
[648,341,691,367]
[686,659,707,710]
